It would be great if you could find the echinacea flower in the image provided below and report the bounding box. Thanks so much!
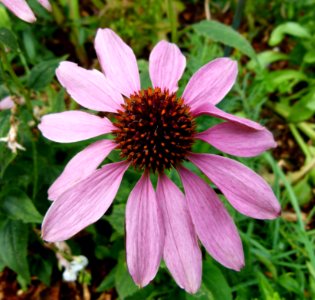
[0,0,51,23]
[39,28,280,293]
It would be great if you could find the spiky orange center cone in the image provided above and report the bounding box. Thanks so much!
[113,87,196,173]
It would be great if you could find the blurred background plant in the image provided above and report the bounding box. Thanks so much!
[0,0,315,299]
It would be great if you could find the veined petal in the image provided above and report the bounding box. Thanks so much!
[0,96,14,110]
[95,28,140,97]
[178,167,244,271]
[1,0,36,23]
[193,103,264,130]
[189,153,281,219]
[126,172,164,287]
[149,40,186,93]
[157,174,201,294]
[38,0,51,11]
[56,62,124,113]
[42,161,129,242]
[196,122,277,157]
[182,58,237,113]
[48,139,117,201]
[38,111,115,143]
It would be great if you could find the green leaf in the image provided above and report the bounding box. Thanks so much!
[115,253,138,299]
[202,260,232,300]
[193,20,256,59]
[96,266,116,292]
[0,27,18,51]
[269,22,311,46]
[247,50,288,70]
[104,204,125,235]
[288,90,315,122]
[278,273,302,295]
[31,255,53,286]
[0,189,43,223]
[27,59,60,90]
[0,220,30,285]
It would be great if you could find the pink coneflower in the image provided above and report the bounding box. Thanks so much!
[0,0,51,23]
[39,28,280,293]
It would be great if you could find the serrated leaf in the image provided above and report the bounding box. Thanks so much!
[193,20,256,59]
[0,189,43,223]
[0,27,18,51]
[269,22,311,46]
[0,220,30,285]
[27,59,60,90]
[202,260,232,300]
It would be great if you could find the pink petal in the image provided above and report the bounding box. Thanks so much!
[0,96,14,110]
[56,62,124,113]
[126,172,164,287]
[42,161,129,242]
[37,0,51,11]
[182,58,237,113]
[48,139,117,201]
[193,103,264,130]
[149,40,186,93]
[189,153,281,219]
[196,122,277,157]
[157,174,201,294]
[94,28,140,97]
[38,110,115,143]
[1,0,36,22]
[178,166,244,271]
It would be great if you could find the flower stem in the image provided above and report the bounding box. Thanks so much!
[224,0,246,57]
[167,0,177,43]
[289,124,312,161]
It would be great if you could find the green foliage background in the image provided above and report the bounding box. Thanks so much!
[0,0,315,299]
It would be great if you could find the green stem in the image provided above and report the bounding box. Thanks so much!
[167,0,177,43]
[297,122,315,141]
[268,102,315,141]
[0,47,38,199]
[224,0,246,57]
[264,153,315,269]
[289,124,312,161]
[0,47,33,116]
[69,0,88,65]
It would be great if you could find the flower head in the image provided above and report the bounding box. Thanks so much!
[39,28,280,293]
[0,0,51,23]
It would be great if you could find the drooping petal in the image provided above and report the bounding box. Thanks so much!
[0,96,14,110]
[182,58,237,113]
[94,28,140,97]
[149,40,186,93]
[42,161,129,242]
[193,103,264,130]
[178,166,244,271]
[56,62,124,113]
[48,139,117,201]
[196,122,277,157]
[157,174,201,294]
[38,111,115,143]
[189,153,281,219]
[126,172,164,287]
[1,0,36,23]
[37,0,51,11]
